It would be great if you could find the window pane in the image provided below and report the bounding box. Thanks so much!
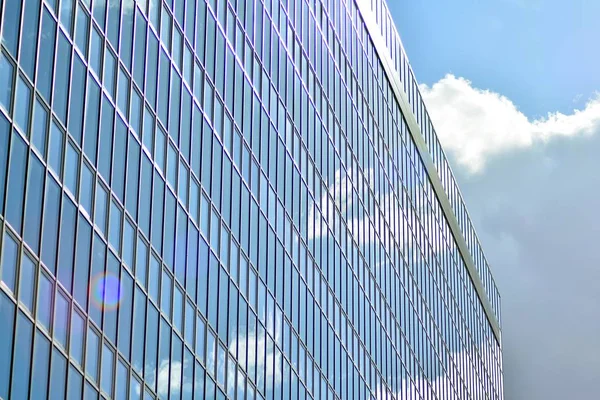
[0,52,14,113]
[132,285,146,375]
[126,134,140,219]
[70,310,85,366]
[0,232,18,293]
[21,0,41,78]
[116,359,129,400]
[54,290,70,349]
[23,152,45,253]
[57,196,77,290]
[6,131,27,233]
[10,312,33,399]
[19,253,36,312]
[86,326,100,383]
[49,120,64,177]
[117,269,133,359]
[54,33,72,123]
[41,176,61,274]
[65,141,80,197]
[14,75,32,135]
[49,348,67,399]
[75,4,90,58]
[37,272,53,331]
[145,303,159,390]
[38,9,57,102]
[67,365,83,400]
[101,343,115,397]
[69,55,87,145]
[112,116,127,202]
[30,330,50,400]
[0,292,15,399]
[84,78,101,164]
[98,97,114,184]
[73,216,92,309]
[32,98,48,158]
[80,161,94,217]
[1,0,21,56]
[109,200,123,254]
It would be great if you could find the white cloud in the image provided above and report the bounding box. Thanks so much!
[420,74,600,173]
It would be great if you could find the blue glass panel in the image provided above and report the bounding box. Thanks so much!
[70,310,85,367]
[173,285,183,334]
[19,253,36,312]
[23,152,45,253]
[75,4,89,58]
[133,9,147,89]
[90,27,103,77]
[197,238,209,314]
[67,365,83,400]
[69,54,87,145]
[145,303,159,391]
[170,334,183,400]
[135,235,148,288]
[60,0,74,33]
[6,131,27,233]
[116,359,129,400]
[118,268,133,359]
[98,96,114,184]
[54,32,72,123]
[37,271,53,331]
[10,312,33,399]
[1,0,21,56]
[30,330,50,400]
[49,348,67,400]
[101,343,115,397]
[148,254,160,303]
[86,326,100,383]
[89,234,105,326]
[38,9,57,102]
[84,381,99,400]
[48,120,64,178]
[194,362,205,399]
[103,252,119,343]
[161,269,172,320]
[64,141,80,198]
[0,232,18,293]
[0,292,15,398]
[112,116,127,202]
[146,32,159,106]
[132,285,146,375]
[20,0,41,78]
[41,176,61,274]
[175,205,187,284]
[73,216,92,309]
[53,290,70,349]
[120,2,134,69]
[109,201,123,254]
[14,75,31,135]
[84,78,101,164]
[157,317,171,398]
[57,196,77,291]
[126,134,140,219]
[163,191,176,269]
[151,172,165,253]
[139,154,152,236]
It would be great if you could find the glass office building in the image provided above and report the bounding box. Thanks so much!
[0,0,503,399]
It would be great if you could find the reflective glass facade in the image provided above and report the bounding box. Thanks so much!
[0,0,502,400]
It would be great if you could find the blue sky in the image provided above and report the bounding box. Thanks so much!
[389,1,600,399]
[390,0,600,118]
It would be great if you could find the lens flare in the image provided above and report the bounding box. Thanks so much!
[90,272,122,311]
